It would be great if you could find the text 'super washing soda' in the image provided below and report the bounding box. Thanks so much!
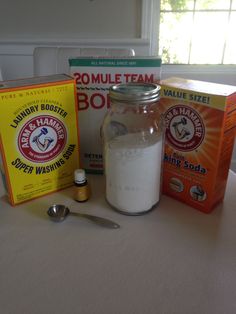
[160,77,236,213]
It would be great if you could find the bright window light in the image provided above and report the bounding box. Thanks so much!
[159,0,236,64]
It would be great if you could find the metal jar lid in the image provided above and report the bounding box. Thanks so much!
[109,82,161,104]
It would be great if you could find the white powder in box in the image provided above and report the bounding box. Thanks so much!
[104,132,163,214]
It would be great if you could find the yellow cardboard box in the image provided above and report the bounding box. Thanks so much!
[0,74,80,205]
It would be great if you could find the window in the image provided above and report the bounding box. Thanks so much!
[158,0,236,64]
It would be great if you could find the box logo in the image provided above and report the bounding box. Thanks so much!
[18,115,67,163]
[165,105,205,151]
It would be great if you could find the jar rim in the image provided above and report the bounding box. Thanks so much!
[109,82,161,103]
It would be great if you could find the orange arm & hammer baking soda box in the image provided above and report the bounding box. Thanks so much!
[0,74,80,205]
[160,77,236,213]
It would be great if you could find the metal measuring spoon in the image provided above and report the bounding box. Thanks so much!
[47,204,120,229]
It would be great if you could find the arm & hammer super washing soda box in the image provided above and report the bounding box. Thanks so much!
[69,56,162,173]
[160,77,236,213]
[0,74,80,205]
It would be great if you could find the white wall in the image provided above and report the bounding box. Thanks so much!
[0,0,148,80]
[0,0,141,40]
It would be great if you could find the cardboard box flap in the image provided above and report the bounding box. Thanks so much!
[161,77,236,96]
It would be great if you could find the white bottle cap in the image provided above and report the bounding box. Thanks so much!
[74,169,86,184]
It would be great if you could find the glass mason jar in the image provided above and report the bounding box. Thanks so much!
[101,82,164,215]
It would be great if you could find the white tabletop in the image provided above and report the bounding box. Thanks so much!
[0,171,236,314]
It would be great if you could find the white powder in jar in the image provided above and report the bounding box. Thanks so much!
[104,132,163,214]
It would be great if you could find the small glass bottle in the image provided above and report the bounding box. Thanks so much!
[74,169,90,202]
[101,82,163,215]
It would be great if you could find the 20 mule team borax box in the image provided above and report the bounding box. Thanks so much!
[69,57,162,173]
[160,77,236,213]
[0,74,80,205]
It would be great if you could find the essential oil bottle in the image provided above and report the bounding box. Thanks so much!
[74,169,90,202]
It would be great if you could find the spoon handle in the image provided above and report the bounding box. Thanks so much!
[70,212,120,229]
